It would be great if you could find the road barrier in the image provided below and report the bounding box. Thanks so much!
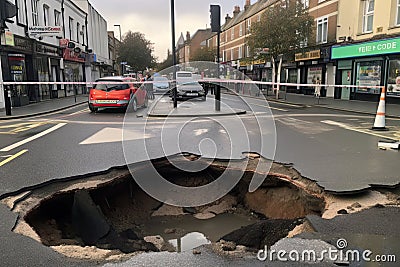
[372,87,388,131]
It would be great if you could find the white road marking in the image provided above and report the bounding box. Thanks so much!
[0,123,67,152]
[221,96,288,111]
[79,127,152,145]
[277,117,333,134]
[321,120,393,139]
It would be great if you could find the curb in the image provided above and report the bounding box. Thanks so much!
[0,101,87,120]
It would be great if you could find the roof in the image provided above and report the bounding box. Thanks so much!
[221,0,279,31]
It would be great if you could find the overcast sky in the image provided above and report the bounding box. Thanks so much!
[90,0,246,61]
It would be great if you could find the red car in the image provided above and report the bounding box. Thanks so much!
[88,76,148,112]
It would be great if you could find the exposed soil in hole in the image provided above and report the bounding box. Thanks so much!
[1,154,358,262]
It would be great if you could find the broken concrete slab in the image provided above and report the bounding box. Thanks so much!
[72,190,110,245]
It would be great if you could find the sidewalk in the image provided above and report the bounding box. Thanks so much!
[0,95,88,120]
[262,91,400,119]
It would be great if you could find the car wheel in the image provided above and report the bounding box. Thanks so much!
[131,98,138,112]
[89,104,98,113]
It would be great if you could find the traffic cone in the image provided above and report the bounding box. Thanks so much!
[372,87,388,131]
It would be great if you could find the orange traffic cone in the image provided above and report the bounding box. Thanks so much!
[372,87,388,131]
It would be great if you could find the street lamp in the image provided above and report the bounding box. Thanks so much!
[114,24,122,41]
[170,0,177,108]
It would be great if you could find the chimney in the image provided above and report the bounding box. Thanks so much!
[244,0,251,10]
[225,14,232,24]
[186,31,190,41]
[233,6,240,17]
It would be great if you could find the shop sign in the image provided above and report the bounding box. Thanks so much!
[8,54,25,75]
[59,39,69,48]
[36,44,60,57]
[28,26,63,37]
[332,37,400,59]
[295,50,321,61]
[63,48,85,63]
[1,31,15,46]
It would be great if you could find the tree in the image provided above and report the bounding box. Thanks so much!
[190,47,216,62]
[117,31,156,72]
[247,0,314,98]
[247,0,314,59]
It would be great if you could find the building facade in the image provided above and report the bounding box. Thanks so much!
[332,0,400,103]
[0,0,110,109]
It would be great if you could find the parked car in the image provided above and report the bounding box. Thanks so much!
[170,80,206,101]
[152,76,170,94]
[88,76,147,112]
[169,71,206,100]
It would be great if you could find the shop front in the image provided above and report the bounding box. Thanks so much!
[332,36,400,103]
[62,47,85,97]
[0,34,34,107]
[34,42,62,100]
[295,49,327,96]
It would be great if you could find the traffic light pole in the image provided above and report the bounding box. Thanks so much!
[210,4,221,112]
[171,0,177,109]
[215,30,220,111]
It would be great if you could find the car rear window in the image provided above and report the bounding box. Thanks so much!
[177,72,192,78]
[94,80,130,91]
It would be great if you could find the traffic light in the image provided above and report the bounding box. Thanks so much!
[0,0,17,30]
[210,5,220,33]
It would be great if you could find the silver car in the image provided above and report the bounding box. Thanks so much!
[152,76,170,94]
[172,80,206,101]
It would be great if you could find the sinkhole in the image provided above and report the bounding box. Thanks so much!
[8,154,327,261]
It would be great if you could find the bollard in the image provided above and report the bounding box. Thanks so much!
[4,85,12,116]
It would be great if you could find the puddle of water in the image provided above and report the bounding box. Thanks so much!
[143,212,258,252]
[169,232,211,252]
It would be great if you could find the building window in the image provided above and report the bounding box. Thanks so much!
[239,23,243,36]
[31,0,39,26]
[397,0,400,25]
[238,46,243,58]
[16,0,27,25]
[76,23,80,43]
[247,19,251,32]
[302,0,309,8]
[54,10,61,26]
[316,17,328,44]
[231,28,234,40]
[257,14,261,22]
[69,17,74,41]
[363,0,374,33]
[231,48,234,60]
[43,5,49,26]
[82,25,85,45]
[246,45,250,57]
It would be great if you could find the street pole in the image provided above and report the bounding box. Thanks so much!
[171,0,177,108]
[114,24,122,76]
[216,30,220,111]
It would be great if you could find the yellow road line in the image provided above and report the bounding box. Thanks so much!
[0,149,28,167]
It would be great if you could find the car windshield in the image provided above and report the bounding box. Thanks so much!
[93,80,130,91]
[154,77,168,82]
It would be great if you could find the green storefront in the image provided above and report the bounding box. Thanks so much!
[332,36,400,102]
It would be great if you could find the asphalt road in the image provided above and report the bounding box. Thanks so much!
[0,94,399,197]
[0,94,399,266]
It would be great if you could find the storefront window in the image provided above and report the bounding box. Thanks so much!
[8,54,28,103]
[387,59,400,97]
[307,66,322,84]
[36,57,50,100]
[64,62,83,96]
[355,61,381,94]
